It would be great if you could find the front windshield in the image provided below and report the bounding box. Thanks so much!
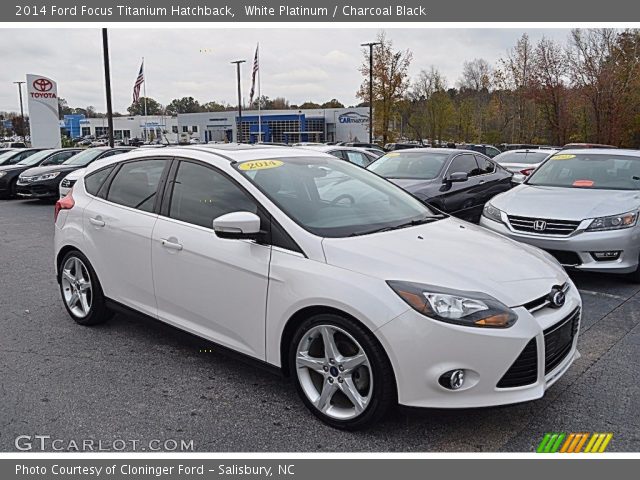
[527,153,640,190]
[495,151,553,165]
[63,149,104,166]
[17,150,54,166]
[235,156,436,238]
[368,151,449,179]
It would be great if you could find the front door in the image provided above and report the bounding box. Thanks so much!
[151,159,271,359]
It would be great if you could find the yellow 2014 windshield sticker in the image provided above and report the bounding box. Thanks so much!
[238,160,284,171]
[551,154,576,160]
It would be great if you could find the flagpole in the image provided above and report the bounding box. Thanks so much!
[257,43,262,144]
[142,57,148,142]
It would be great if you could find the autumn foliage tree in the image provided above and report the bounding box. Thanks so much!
[357,32,412,144]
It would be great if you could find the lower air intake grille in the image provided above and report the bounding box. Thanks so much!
[497,338,538,388]
[544,307,580,374]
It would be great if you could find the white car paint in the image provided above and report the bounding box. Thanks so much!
[54,145,581,414]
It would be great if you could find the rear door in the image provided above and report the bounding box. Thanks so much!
[81,157,170,317]
[151,159,271,359]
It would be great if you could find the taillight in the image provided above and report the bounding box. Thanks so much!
[54,188,75,223]
[520,168,535,176]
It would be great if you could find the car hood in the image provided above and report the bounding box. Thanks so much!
[0,164,26,173]
[491,184,640,220]
[322,217,566,307]
[20,165,80,177]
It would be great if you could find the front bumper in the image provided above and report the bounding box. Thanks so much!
[480,216,640,274]
[16,179,60,199]
[376,284,581,408]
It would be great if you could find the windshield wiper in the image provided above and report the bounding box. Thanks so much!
[349,214,446,237]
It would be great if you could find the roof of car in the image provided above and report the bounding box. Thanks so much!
[382,147,464,155]
[557,148,640,156]
[496,148,558,154]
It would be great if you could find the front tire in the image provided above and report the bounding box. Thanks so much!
[59,251,112,325]
[289,313,396,430]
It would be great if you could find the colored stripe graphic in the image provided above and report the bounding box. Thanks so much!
[537,433,613,453]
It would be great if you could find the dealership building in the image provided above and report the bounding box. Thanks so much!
[63,107,370,144]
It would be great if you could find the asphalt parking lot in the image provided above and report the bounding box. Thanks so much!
[1,198,639,452]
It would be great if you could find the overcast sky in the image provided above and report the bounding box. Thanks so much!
[0,28,571,114]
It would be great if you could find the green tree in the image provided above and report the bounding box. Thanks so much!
[320,99,345,108]
[165,96,202,115]
[127,97,164,116]
[299,101,321,109]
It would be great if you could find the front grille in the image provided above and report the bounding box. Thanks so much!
[546,250,582,266]
[508,215,580,236]
[497,338,538,388]
[61,179,76,188]
[544,307,580,374]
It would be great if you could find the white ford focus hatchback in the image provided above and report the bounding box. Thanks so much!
[54,145,581,429]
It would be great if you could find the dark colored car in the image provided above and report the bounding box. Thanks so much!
[0,149,79,199]
[0,148,44,167]
[368,148,513,222]
[16,147,134,199]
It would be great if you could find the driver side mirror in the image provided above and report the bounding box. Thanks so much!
[445,172,469,183]
[213,211,263,240]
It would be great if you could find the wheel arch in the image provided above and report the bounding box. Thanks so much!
[279,304,396,390]
[56,245,87,281]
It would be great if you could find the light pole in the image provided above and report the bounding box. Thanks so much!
[13,81,26,142]
[231,59,246,143]
[360,42,380,144]
[101,28,115,147]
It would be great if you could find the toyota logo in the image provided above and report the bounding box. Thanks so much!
[548,289,566,308]
[533,220,547,231]
[33,78,53,92]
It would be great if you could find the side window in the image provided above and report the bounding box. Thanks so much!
[85,166,116,196]
[168,161,258,229]
[344,151,370,167]
[106,159,166,212]
[329,150,346,160]
[447,154,482,177]
[475,155,496,174]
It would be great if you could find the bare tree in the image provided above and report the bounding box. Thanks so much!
[566,28,639,144]
[458,58,492,91]
[532,37,569,144]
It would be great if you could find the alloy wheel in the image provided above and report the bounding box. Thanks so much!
[61,257,93,318]
[295,324,372,420]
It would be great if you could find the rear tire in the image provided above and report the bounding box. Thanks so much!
[59,250,112,326]
[288,313,396,430]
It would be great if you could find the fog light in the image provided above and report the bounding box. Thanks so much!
[591,251,621,261]
[439,369,465,390]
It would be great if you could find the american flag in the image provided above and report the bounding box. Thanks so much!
[132,60,144,103]
[249,44,259,106]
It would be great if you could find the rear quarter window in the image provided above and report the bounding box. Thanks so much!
[84,166,115,196]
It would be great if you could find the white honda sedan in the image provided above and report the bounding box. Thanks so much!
[54,145,581,429]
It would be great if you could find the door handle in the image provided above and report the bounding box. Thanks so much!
[89,216,105,227]
[479,179,486,184]
[161,238,183,251]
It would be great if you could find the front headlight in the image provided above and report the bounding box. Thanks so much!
[386,281,517,328]
[35,172,61,182]
[482,202,503,223]
[586,211,638,232]
[0,172,7,178]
